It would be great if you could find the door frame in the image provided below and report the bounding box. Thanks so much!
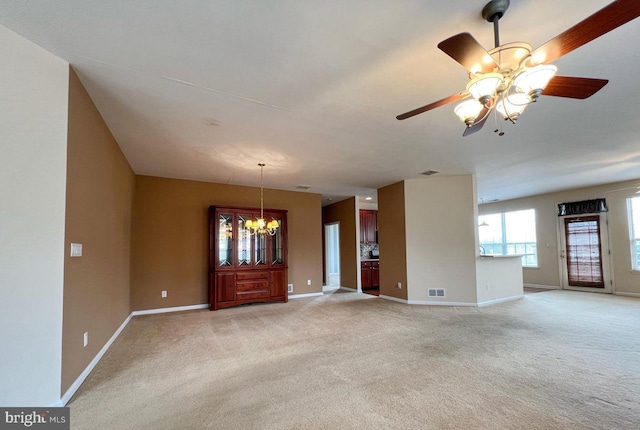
[557,212,613,293]
[324,222,340,288]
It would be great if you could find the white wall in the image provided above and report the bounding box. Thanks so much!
[0,25,69,406]
[476,256,523,304]
[404,175,478,304]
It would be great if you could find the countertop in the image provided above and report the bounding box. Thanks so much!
[361,258,380,262]
[478,254,522,258]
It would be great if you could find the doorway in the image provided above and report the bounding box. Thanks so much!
[324,222,340,288]
[558,213,612,293]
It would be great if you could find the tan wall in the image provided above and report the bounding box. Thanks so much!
[62,68,135,393]
[378,182,408,300]
[404,176,478,304]
[131,176,322,310]
[480,178,640,295]
[322,198,358,289]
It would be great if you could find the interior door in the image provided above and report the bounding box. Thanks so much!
[558,213,612,293]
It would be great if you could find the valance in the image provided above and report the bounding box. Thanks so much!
[557,198,607,216]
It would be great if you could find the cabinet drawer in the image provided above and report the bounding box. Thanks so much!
[236,280,269,292]
[237,290,270,300]
[237,271,269,281]
[362,261,372,268]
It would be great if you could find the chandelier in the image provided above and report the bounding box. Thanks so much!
[245,163,279,236]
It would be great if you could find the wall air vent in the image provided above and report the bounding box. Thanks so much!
[428,288,446,297]
[421,170,439,176]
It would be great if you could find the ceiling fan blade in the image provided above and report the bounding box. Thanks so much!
[462,108,490,137]
[437,33,499,74]
[529,0,640,66]
[542,76,608,99]
[396,92,468,120]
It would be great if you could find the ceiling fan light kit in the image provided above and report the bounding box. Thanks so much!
[455,99,485,126]
[397,0,640,136]
[466,72,504,107]
[512,65,558,101]
[495,92,530,122]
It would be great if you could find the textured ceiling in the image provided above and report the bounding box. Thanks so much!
[2,0,639,205]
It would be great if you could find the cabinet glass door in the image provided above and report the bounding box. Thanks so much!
[218,214,233,267]
[237,215,252,266]
[271,217,284,265]
[255,233,267,266]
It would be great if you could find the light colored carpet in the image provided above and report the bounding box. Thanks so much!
[68,290,640,429]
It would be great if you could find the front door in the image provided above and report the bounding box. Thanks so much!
[558,213,612,293]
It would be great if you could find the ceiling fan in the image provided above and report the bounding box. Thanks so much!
[396,0,640,136]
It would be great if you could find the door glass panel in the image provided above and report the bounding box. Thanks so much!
[237,215,251,266]
[218,214,233,267]
[271,217,283,265]
[255,233,267,266]
[564,216,604,288]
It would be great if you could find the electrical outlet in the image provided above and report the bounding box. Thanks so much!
[83,332,88,347]
[161,290,167,298]
[307,279,311,286]
[288,284,294,293]
[397,282,402,289]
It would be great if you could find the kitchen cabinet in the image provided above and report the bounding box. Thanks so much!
[209,206,288,310]
[360,210,378,244]
[361,260,379,290]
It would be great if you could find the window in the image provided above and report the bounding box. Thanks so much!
[479,209,538,267]
[627,196,640,270]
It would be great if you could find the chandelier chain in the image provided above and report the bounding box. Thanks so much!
[259,163,265,220]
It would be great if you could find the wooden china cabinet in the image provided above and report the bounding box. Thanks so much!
[209,205,288,310]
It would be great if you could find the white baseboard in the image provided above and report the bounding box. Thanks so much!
[59,303,209,405]
[478,294,523,307]
[615,292,640,298]
[380,295,478,306]
[375,294,526,307]
[131,303,209,316]
[339,286,357,292]
[408,300,478,306]
[524,283,559,290]
[60,313,132,406]
[289,292,324,299]
[379,295,408,304]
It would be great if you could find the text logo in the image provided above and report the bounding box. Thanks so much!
[0,408,69,429]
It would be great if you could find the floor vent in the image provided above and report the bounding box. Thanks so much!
[428,288,446,298]
[288,284,294,293]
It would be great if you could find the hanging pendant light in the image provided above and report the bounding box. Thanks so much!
[245,163,279,236]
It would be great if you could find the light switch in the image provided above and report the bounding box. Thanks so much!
[70,243,83,257]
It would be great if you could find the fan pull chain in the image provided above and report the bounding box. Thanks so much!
[493,108,505,136]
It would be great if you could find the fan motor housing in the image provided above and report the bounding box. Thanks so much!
[482,0,510,22]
